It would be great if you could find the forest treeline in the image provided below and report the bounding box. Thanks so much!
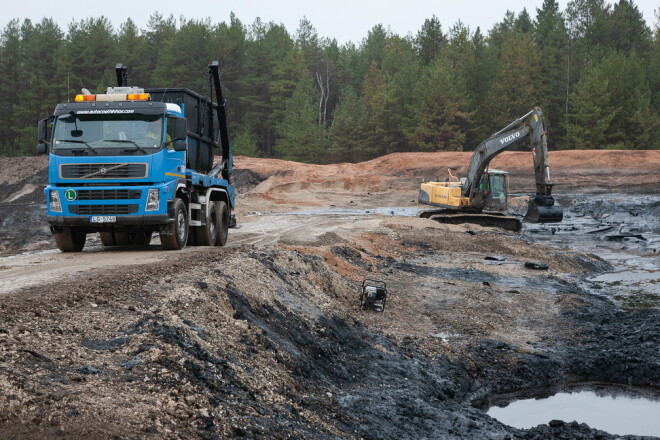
[0,0,658,161]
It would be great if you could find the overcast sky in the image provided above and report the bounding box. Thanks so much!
[4,0,658,44]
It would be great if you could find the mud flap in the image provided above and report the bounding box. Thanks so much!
[524,196,563,223]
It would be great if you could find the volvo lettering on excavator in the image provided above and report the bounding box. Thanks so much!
[418,107,563,231]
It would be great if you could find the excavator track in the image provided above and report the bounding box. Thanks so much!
[419,209,522,232]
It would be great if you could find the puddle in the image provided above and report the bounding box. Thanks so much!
[487,390,660,437]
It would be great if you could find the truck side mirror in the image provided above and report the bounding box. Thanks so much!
[173,118,187,151]
[37,118,51,154]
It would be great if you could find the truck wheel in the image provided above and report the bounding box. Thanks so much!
[100,232,116,246]
[160,198,188,250]
[55,227,86,252]
[195,201,218,246]
[214,201,229,246]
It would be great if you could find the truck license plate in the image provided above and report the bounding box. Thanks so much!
[90,216,117,223]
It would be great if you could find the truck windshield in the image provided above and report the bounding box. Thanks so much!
[52,114,163,150]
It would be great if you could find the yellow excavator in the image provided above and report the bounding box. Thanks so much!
[418,107,563,231]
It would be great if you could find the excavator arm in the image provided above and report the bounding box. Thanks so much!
[462,107,562,223]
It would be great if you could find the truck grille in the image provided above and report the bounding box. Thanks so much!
[69,204,139,215]
[77,189,142,200]
[60,163,148,179]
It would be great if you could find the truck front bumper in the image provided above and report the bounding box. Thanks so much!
[47,214,170,227]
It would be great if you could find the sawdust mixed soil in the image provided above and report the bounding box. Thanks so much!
[0,150,658,439]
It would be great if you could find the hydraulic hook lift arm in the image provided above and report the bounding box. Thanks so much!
[207,61,232,182]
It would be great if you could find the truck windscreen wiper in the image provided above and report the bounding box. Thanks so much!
[104,139,148,154]
[60,139,97,154]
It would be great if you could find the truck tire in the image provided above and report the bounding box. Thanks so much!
[55,227,86,252]
[215,201,229,246]
[195,201,218,246]
[160,198,188,250]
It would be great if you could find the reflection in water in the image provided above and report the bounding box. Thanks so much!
[487,391,660,437]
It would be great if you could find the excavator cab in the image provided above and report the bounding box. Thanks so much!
[480,170,509,213]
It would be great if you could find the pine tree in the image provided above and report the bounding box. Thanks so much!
[406,57,472,152]
[380,36,419,151]
[65,17,117,93]
[606,0,652,54]
[566,60,618,148]
[328,87,365,162]
[465,28,493,145]
[650,14,660,114]
[214,13,248,135]
[515,9,535,34]
[15,18,64,155]
[117,18,149,86]
[0,20,23,155]
[483,33,542,131]
[360,61,400,158]
[151,18,215,92]
[275,70,328,163]
[534,0,570,147]
[242,20,299,156]
[358,25,388,81]
[231,124,260,157]
[596,52,656,147]
[144,13,177,87]
[414,16,446,65]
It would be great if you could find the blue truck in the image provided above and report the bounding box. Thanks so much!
[37,61,235,251]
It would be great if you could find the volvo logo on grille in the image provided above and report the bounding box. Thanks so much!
[99,167,108,175]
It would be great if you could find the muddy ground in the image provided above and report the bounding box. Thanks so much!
[0,151,658,439]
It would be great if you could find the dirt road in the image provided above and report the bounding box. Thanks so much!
[0,212,379,295]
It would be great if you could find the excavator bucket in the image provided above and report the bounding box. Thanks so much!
[524,196,563,223]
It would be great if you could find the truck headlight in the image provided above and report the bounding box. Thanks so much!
[146,188,160,211]
[50,190,62,212]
